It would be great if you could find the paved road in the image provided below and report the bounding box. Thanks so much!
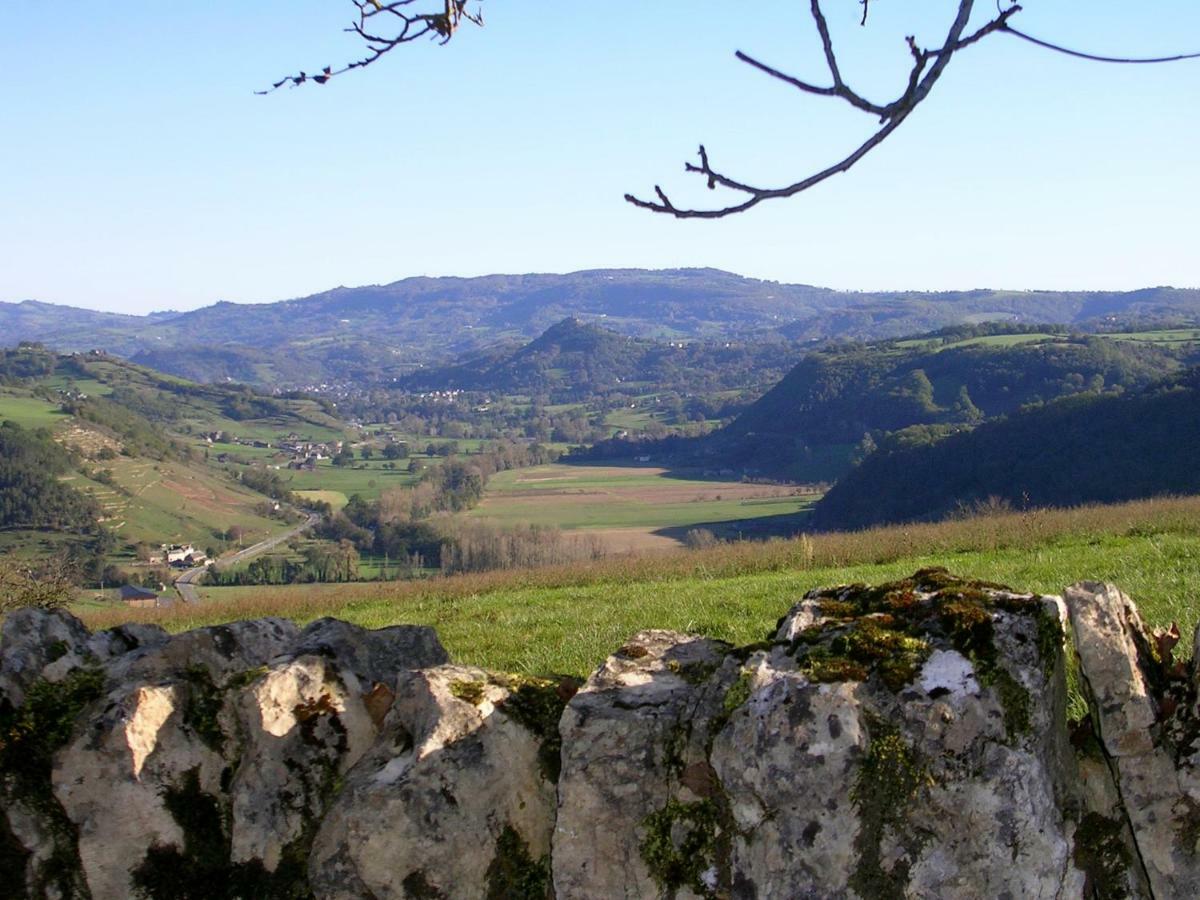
[174,513,319,604]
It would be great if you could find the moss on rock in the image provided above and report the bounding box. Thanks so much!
[484,824,551,900]
[850,716,926,898]
[639,798,720,897]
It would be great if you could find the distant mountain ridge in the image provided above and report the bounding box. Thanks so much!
[5,269,1199,387]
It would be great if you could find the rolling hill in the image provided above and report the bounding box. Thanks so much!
[400,317,797,402]
[601,324,1196,482]
[4,270,1199,388]
[0,346,348,570]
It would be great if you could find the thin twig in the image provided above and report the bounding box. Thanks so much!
[1002,25,1200,64]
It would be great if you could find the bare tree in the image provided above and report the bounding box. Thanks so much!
[266,1,1200,218]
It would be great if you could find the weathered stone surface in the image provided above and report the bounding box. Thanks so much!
[8,573,1200,900]
[229,653,378,873]
[1065,580,1200,898]
[554,630,736,899]
[106,617,301,683]
[291,616,449,687]
[310,664,559,899]
[86,622,169,663]
[0,607,93,705]
[559,571,1082,899]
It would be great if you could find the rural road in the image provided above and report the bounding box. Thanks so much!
[174,513,319,604]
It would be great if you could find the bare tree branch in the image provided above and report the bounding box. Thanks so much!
[262,1,1200,217]
[257,0,482,94]
[1002,26,1200,64]
[626,0,1000,218]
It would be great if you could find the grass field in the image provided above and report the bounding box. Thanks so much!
[277,460,419,500]
[75,495,1200,704]
[1103,328,1200,345]
[0,390,69,428]
[467,463,819,551]
[293,489,349,511]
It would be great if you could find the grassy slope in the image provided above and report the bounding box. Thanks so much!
[76,496,1200,684]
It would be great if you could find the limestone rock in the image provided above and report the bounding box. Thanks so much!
[107,617,301,684]
[554,630,737,900]
[291,616,449,687]
[0,607,93,705]
[310,664,560,899]
[557,571,1082,899]
[228,653,379,873]
[1065,580,1200,898]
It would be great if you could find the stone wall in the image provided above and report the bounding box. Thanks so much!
[1,568,1197,898]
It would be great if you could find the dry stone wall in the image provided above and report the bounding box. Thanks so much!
[2,569,1198,898]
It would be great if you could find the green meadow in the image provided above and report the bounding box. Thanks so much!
[78,496,1200,703]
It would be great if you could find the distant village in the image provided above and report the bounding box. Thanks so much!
[204,430,346,470]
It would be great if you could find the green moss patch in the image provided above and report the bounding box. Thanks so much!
[449,678,486,706]
[496,674,570,783]
[484,824,551,900]
[850,717,926,898]
[639,798,720,897]
[0,668,105,802]
[797,569,1044,733]
[182,665,226,754]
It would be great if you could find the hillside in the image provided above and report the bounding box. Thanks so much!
[0,346,347,572]
[5,270,1200,388]
[813,368,1200,530]
[703,326,1193,480]
[401,317,797,402]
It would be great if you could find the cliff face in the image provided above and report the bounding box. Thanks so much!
[1,570,1196,898]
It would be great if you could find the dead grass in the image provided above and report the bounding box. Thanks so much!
[76,494,1200,634]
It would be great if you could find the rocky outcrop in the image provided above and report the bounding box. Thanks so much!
[3,569,1199,898]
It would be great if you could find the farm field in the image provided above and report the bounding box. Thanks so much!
[1103,328,1200,345]
[66,456,286,549]
[466,463,820,551]
[276,459,419,501]
[0,389,70,428]
[76,495,1200,713]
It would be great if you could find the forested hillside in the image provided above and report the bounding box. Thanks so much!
[0,422,100,531]
[707,326,1192,480]
[0,345,346,580]
[814,368,1200,529]
[401,317,797,402]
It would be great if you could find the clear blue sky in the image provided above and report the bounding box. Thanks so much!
[1,1,1197,314]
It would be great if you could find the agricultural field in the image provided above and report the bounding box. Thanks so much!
[1102,328,1200,345]
[0,389,70,428]
[76,495,1200,715]
[275,459,419,502]
[66,456,285,549]
[466,463,820,552]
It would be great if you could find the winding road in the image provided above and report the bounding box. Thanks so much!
[174,512,319,604]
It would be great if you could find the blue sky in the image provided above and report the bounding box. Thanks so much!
[1,1,1197,314]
